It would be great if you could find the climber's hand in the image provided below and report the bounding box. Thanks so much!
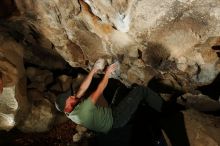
[105,63,117,77]
[93,58,105,73]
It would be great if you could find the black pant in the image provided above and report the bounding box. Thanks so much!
[112,86,164,128]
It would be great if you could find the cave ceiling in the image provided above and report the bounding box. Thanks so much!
[2,0,218,88]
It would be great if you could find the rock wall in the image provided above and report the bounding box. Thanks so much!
[0,32,28,131]
[183,110,220,146]
[13,0,220,87]
[0,0,220,145]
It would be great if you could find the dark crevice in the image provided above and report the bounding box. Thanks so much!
[195,63,201,80]
[112,25,117,30]
[217,52,220,58]
[203,110,220,117]
[148,77,184,95]
[212,45,220,58]
[0,0,19,19]
[28,25,40,41]
[197,73,220,101]
[24,62,87,78]
[137,49,142,59]
[212,45,220,50]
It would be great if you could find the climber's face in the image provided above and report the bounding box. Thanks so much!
[64,96,80,113]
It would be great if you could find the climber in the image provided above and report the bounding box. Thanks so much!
[55,59,165,133]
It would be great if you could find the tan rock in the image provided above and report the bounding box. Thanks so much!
[26,67,53,85]
[57,75,73,92]
[50,74,72,92]
[18,98,55,132]
[0,86,17,131]
[184,110,220,146]
[177,93,220,112]
[0,33,28,131]
[72,74,87,90]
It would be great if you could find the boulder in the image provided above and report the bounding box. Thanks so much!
[18,97,55,133]
[0,32,28,131]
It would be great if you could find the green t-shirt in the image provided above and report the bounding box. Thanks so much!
[67,97,113,133]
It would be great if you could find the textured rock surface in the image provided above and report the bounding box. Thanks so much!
[163,109,220,146]
[0,0,220,145]
[12,0,220,87]
[183,110,220,146]
[26,67,53,91]
[177,93,220,112]
[0,32,28,131]
[18,97,55,133]
[0,86,17,131]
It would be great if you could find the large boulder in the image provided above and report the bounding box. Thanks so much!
[13,0,220,88]
[184,110,220,146]
[0,32,28,131]
[162,109,220,146]
[18,95,55,132]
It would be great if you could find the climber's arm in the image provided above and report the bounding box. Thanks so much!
[75,68,98,98]
[90,63,117,104]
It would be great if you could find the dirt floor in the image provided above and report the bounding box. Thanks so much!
[0,120,79,146]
